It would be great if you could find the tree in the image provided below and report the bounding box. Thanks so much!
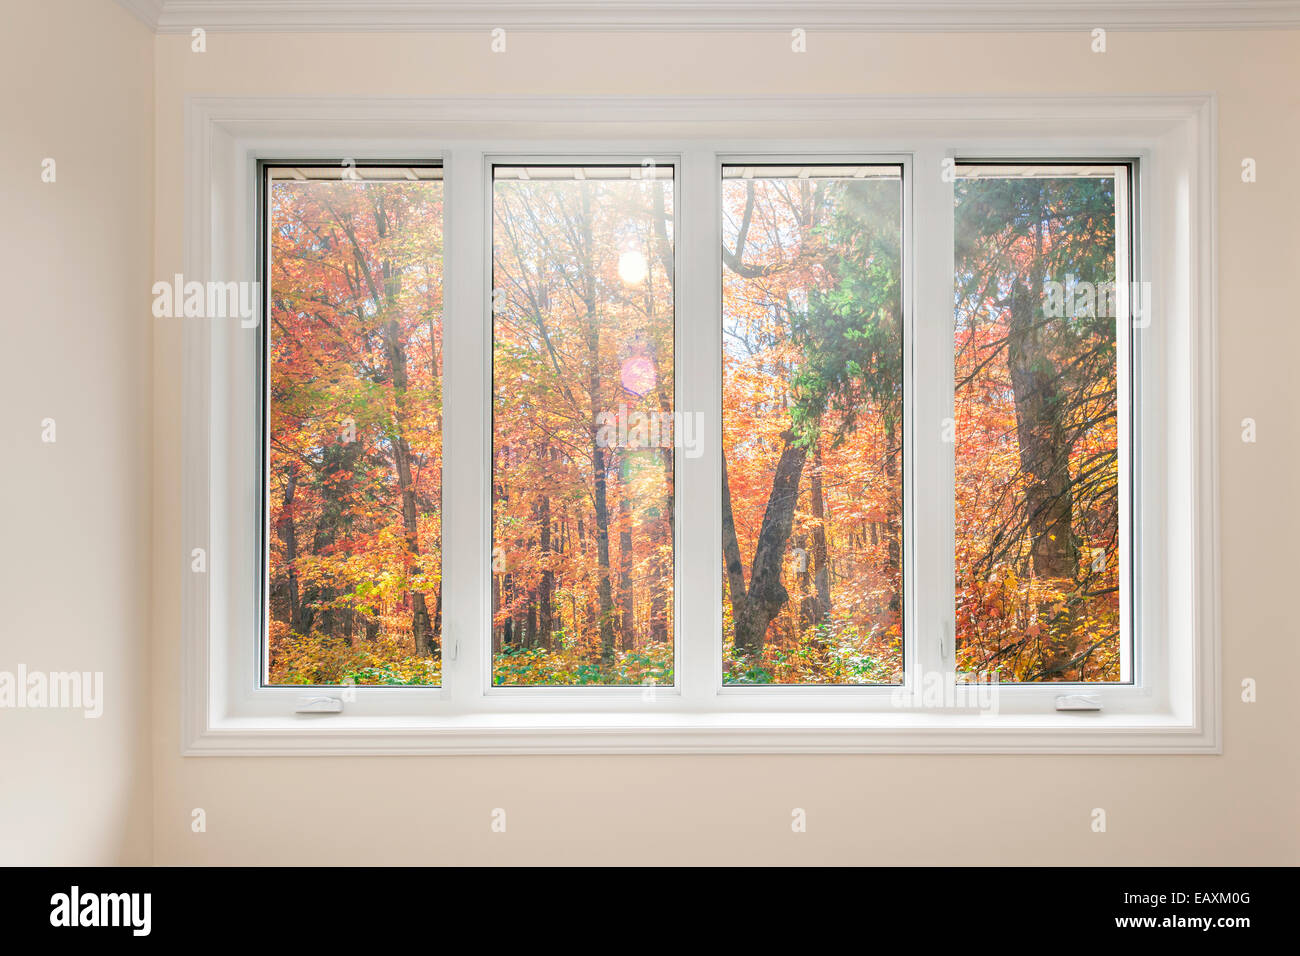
[954,173,1120,680]
[722,174,903,678]
[490,170,675,683]
[267,174,444,683]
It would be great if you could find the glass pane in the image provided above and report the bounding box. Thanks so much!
[954,163,1127,682]
[266,166,444,686]
[492,164,675,686]
[721,165,904,685]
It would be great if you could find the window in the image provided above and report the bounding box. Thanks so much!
[264,165,444,687]
[183,95,1218,753]
[953,163,1132,684]
[491,164,676,686]
[721,165,903,685]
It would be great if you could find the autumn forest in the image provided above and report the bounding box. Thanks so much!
[265,161,1123,687]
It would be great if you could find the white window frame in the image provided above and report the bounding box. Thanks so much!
[180,94,1218,754]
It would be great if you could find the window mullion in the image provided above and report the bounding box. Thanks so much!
[910,146,958,687]
[676,148,720,704]
[441,147,487,707]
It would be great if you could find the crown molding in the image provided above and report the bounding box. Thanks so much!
[112,0,166,29]
[114,1,1300,34]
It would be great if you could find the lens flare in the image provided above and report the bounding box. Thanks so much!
[617,249,648,285]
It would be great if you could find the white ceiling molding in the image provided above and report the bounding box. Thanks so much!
[114,0,1300,34]
[112,0,166,29]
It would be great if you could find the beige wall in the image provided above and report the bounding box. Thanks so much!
[149,28,1298,866]
[0,0,154,865]
[13,11,1297,864]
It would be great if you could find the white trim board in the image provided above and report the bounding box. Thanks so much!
[180,93,1219,755]
[121,1,1300,33]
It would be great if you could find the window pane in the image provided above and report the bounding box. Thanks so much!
[954,163,1127,682]
[266,166,443,686]
[492,164,675,686]
[721,165,904,685]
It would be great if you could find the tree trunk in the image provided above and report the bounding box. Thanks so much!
[491,573,503,654]
[617,458,635,652]
[383,317,436,656]
[808,441,832,623]
[650,355,673,647]
[592,409,616,666]
[276,467,309,636]
[1008,184,1077,581]
[796,531,815,628]
[537,495,553,650]
[723,435,809,657]
[578,190,617,668]
[882,418,902,613]
[722,456,750,647]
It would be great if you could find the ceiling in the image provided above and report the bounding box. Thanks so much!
[112,0,1300,33]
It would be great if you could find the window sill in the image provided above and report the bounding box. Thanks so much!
[184,708,1218,755]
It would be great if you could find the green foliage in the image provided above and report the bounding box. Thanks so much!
[788,179,903,448]
[492,641,674,687]
[724,619,898,685]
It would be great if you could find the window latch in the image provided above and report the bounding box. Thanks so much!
[295,696,344,714]
[1055,694,1101,712]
